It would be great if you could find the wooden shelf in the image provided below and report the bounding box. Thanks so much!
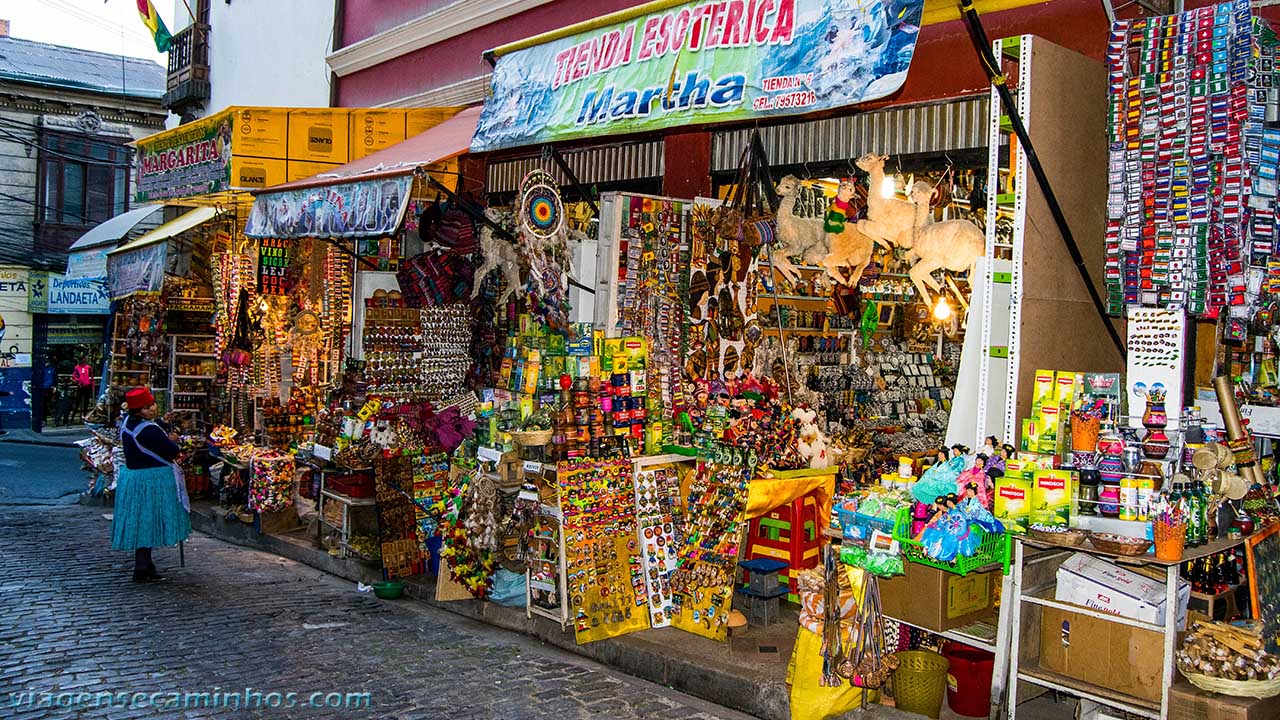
[757,294,832,303]
[175,352,215,358]
[1018,666,1159,718]
[173,375,214,380]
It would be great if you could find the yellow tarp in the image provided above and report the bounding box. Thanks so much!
[787,567,874,720]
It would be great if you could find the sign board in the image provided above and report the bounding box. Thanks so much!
[135,112,235,202]
[27,272,111,315]
[1125,307,1186,430]
[0,267,33,363]
[107,242,167,300]
[472,0,925,151]
[65,246,111,280]
[243,176,413,240]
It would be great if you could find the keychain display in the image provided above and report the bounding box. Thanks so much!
[613,195,690,435]
[363,303,423,399]
[375,455,427,579]
[633,466,683,627]
[558,458,650,644]
[670,446,753,641]
[419,304,471,402]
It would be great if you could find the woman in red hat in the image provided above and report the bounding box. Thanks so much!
[111,387,191,582]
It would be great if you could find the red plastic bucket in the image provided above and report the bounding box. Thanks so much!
[942,642,994,717]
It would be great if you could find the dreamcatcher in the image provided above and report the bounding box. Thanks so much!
[517,169,573,331]
[518,169,565,240]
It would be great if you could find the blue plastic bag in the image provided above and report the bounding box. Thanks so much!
[489,568,527,607]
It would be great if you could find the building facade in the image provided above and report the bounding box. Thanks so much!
[165,0,336,122]
[0,28,166,431]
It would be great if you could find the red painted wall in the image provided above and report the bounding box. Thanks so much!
[342,0,458,44]
[336,0,650,106]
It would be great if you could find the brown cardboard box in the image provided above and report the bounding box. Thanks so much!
[1038,605,1164,703]
[1168,681,1280,720]
[879,562,997,631]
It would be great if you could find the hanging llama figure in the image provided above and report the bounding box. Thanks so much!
[904,181,984,304]
[771,175,829,283]
[853,153,916,250]
[818,178,877,287]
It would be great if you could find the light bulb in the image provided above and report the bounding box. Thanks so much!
[879,177,896,199]
[933,297,952,321]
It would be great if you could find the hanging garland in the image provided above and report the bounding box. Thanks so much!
[437,468,498,598]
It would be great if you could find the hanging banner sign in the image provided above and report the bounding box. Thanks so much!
[66,246,111,280]
[244,176,413,239]
[257,238,294,295]
[471,0,924,151]
[107,242,167,300]
[136,112,234,202]
[27,272,111,315]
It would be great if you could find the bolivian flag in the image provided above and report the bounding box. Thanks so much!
[135,0,172,53]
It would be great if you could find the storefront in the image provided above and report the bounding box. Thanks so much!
[26,271,111,431]
[0,266,33,433]
[88,2,1280,719]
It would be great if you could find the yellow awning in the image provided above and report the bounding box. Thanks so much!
[107,207,219,256]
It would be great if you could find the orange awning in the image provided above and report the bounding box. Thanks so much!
[255,105,482,195]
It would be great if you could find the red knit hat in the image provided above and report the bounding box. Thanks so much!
[125,388,156,410]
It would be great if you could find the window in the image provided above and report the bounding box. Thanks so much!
[38,132,131,227]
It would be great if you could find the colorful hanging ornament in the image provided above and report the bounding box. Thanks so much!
[519,169,565,240]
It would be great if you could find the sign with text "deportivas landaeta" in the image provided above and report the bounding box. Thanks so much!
[471,0,924,152]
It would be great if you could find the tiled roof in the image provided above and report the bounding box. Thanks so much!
[0,35,165,100]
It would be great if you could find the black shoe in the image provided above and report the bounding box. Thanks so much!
[146,569,167,582]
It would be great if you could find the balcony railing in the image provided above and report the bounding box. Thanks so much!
[163,23,211,111]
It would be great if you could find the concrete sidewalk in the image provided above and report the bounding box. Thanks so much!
[0,425,92,447]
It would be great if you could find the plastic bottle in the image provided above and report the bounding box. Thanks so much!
[1169,482,1187,542]
[1188,481,1206,547]
[1192,481,1203,543]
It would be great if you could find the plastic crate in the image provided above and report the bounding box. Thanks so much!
[891,508,1010,576]
[327,474,374,498]
[837,505,896,542]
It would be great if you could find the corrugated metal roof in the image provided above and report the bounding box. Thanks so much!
[712,96,991,172]
[486,140,665,194]
[0,36,165,100]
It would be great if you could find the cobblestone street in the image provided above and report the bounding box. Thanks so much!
[0,504,757,720]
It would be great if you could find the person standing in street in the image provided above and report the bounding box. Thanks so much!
[38,358,57,424]
[72,358,94,416]
[111,388,190,583]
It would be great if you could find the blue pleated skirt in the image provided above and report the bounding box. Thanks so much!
[111,465,191,550]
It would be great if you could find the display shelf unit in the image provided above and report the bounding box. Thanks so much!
[168,335,218,419]
[951,34,1123,449]
[1001,535,1246,720]
[316,470,376,560]
[525,502,569,630]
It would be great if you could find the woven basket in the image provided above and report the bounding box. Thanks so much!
[1182,670,1280,699]
[1029,527,1089,548]
[1087,532,1153,556]
[510,429,554,447]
